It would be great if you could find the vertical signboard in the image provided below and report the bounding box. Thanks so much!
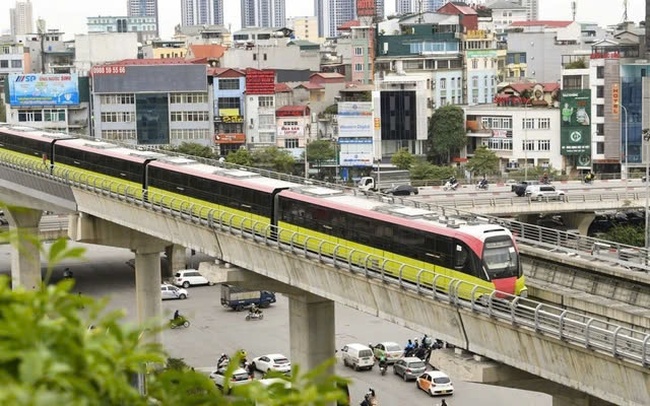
[611,84,619,114]
[338,102,374,166]
[560,90,591,164]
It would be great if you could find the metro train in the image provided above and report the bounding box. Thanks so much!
[0,124,527,298]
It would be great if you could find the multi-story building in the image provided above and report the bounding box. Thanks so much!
[74,32,139,76]
[275,105,311,157]
[285,16,319,42]
[462,29,499,106]
[244,68,276,149]
[17,29,74,74]
[211,68,246,155]
[515,0,538,21]
[3,73,91,135]
[181,0,224,27]
[174,25,231,47]
[349,24,374,84]
[487,0,527,40]
[91,59,211,146]
[315,0,356,38]
[503,51,527,81]
[10,0,33,37]
[126,0,159,38]
[0,42,27,76]
[241,0,286,29]
[395,0,446,15]
[87,16,158,43]
[140,39,187,59]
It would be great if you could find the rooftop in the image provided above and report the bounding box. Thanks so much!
[509,20,573,28]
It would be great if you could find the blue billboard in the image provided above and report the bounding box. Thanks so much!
[8,73,80,106]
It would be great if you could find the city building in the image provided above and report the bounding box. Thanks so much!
[126,0,159,38]
[275,105,311,158]
[285,16,319,42]
[91,59,211,146]
[87,16,158,43]
[515,0,538,21]
[10,0,33,37]
[241,0,286,29]
[395,0,446,15]
[3,73,91,135]
[74,32,140,76]
[17,29,74,74]
[243,68,276,149]
[0,41,28,77]
[173,25,231,47]
[180,0,224,27]
[141,39,187,59]
[486,0,527,40]
[211,68,246,155]
[315,0,356,38]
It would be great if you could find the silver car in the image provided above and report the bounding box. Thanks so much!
[161,284,188,300]
[393,357,426,381]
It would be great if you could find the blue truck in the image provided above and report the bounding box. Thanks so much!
[220,283,276,311]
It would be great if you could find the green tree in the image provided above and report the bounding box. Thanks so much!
[0,97,5,122]
[391,148,415,170]
[427,105,467,165]
[410,161,456,184]
[603,225,645,247]
[170,142,217,159]
[466,145,499,176]
[225,148,253,166]
[0,234,349,405]
[305,140,335,176]
[252,147,296,173]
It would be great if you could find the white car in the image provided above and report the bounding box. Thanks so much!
[209,367,252,389]
[371,341,403,364]
[161,284,188,300]
[525,185,566,202]
[173,269,213,288]
[252,353,292,374]
[416,370,454,396]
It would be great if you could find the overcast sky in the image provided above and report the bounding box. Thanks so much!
[0,0,645,40]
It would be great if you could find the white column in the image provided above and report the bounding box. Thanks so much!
[134,247,163,343]
[289,293,335,375]
[5,207,43,290]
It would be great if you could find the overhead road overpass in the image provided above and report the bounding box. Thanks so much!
[0,155,649,405]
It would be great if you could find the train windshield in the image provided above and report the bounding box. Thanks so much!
[482,237,518,279]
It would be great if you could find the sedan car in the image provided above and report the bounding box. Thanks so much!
[416,370,454,396]
[252,353,292,374]
[371,342,403,364]
[209,367,252,390]
[393,357,426,381]
[161,284,188,300]
[385,184,419,196]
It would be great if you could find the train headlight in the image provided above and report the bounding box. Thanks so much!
[519,288,528,298]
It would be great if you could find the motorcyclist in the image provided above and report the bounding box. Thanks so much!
[478,176,488,188]
[584,171,594,183]
[173,310,180,320]
[378,354,387,370]
[541,172,549,184]
[217,353,229,369]
[404,339,414,356]
[249,303,261,316]
[422,334,433,349]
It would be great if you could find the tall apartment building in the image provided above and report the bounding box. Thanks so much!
[515,0,538,21]
[87,16,158,43]
[126,0,159,37]
[395,0,446,15]
[181,0,224,27]
[10,0,33,37]
[241,0,286,28]
[315,0,356,38]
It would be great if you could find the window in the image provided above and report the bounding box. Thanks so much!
[354,47,363,55]
[43,109,65,122]
[11,60,21,68]
[522,118,535,129]
[596,86,604,98]
[440,78,446,89]
[100,111,135,122]
[100,94,134,104]
[258,96,274,107]
[597,141,604,154]
[596,105,604,117]
[472,59,478,69]
[218,97,240,109]
[537,140,550,150]
[285,138,299,148]
[354,63,363,71]
[596,123,604,135]
[102,130,137,141]
[472,76,478,88]
[522,140,535,151]
[218,79,239,90]
[596,66,604,79]
[0,60,8,68]
[537,118,550,129]
[170,93,207,103]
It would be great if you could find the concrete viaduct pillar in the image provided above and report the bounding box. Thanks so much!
[134,246,163,343]
[5,207,43,290]
[164,244,187,279]
[562,212,596,235]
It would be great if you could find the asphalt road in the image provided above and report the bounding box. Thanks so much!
[0,242,552,406]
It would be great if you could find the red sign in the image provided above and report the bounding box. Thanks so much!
[276,110,306,117]
[612,84,619,115]
[357,0,376,17]
[245,68,275,95]
[91,65,126,75]
[214,133,246,144]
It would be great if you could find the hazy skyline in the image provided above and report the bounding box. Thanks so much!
[0,0,645,40]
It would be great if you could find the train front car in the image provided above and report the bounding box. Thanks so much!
[477,226,527,298]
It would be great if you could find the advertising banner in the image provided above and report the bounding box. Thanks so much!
[560,90,591,156]
[338,117,374,137]
[338,102,373,116]
[277,124,304,137]
[245,68,275,95]
[9,73,79,106]
[357,0,376,17]
[339,138,373,166]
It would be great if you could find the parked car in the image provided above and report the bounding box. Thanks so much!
[525,185,566,201]
[340,343,375,371]
[512,180,540,197]
[209,367,252,390]
[385,184,419,196]
[370,341,403,364]
[416,370,454,396]
[160,283,188,300]
[252,353,292,374]
[393,357,426,381]
[173,269,213,288]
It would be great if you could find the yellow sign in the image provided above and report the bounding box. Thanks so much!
[374,118,381,129]
[220,115,244,123]
[465,30,486,39]
[612,84,619,115]
[219,108,240,117]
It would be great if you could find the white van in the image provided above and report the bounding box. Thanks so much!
[340,343,375,371]
[173,269,213,288]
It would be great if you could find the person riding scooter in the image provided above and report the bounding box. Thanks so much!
[584,171,595,184]
[378,354,387,374]
[249,303,262,317]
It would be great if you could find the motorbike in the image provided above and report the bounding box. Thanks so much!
[170,316,190,329]
[379,364,387,376]
[475,180,489,190]
[245,310,264,321]
[584,173,595,184]
[442,180,459,191]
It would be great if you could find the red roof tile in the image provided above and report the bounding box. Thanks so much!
[276,105,309,114]
[275,83,293,93]
[310,72,345,80]
[295,82,324,90]
[338,20,360,30]
[510,20,573,28]
[189,44,225,59]
[209,67,245,76]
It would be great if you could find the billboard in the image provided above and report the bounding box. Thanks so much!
[245,68,275,95]
[8,73,79,106]
[339,102,373,116]
[560,90,591,157]
[357,0,376,17]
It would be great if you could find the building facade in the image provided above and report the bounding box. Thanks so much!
[241,0,286,29]
[10,0,33,37]
[212,68,246,155]
[0,42,27,76]
[395,0,446,15]
[74,33,140,76]
[285,16,319,42]
[244,68,276,148]
[181,0,224,27]
[126,0,159,38]
[315,0,356,38]
[87,16,158,43]
[515,0,539,21]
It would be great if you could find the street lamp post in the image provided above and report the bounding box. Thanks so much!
[621,104,629,195]
[643,129,650,257]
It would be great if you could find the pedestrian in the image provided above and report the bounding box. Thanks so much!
[246,361,255,379]
[440,399,448,406]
